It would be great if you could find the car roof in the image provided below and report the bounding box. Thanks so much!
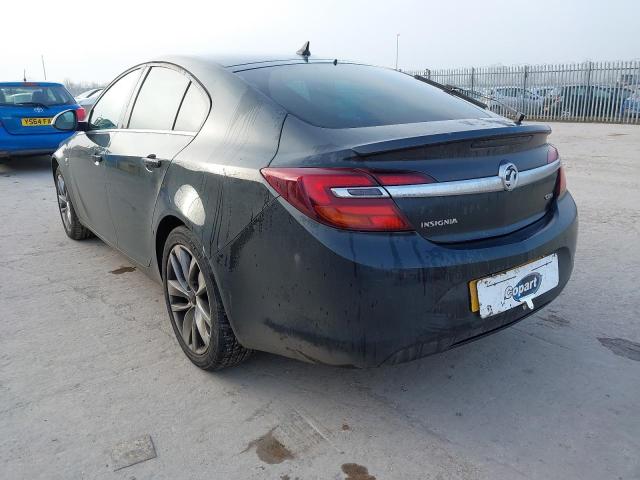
[155,54,345,73]
[0,81,65,87]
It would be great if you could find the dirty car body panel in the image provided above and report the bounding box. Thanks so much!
[52,55,578,368]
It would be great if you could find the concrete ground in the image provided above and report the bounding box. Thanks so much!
[1,122,639,480]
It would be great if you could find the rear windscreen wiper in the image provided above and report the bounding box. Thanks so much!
[413,75,526,125]
[14,102,49,109]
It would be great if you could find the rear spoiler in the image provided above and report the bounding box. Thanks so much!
[351,124,551,156]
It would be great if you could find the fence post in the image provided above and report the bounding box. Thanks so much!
[584,61,593,120]
[471,67,475,92]
[522,65,529,113]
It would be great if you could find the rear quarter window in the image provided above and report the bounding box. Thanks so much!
[173,83,209,132]
[236,63,487,128]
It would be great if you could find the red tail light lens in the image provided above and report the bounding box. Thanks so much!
[76,107,86,122]
[370,171,435,186]
[261,168,432,231]
[548,145,566,196]
[555,166,567,197]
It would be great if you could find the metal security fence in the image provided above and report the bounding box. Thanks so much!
[406,61,640,124]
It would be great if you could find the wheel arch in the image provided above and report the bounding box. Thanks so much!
[51,156,59,178]
[155,214,186,274]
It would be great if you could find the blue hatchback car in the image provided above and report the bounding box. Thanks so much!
[0,82,85,158]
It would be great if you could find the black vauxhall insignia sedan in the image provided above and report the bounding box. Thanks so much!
[50,45,578,369]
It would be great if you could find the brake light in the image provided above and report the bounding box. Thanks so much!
[76,107,86,122]
[261,168,432,231]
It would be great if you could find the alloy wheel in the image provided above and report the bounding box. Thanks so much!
[56,174,72,230]
[166,244,212,354]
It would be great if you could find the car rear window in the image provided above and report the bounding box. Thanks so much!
[236,63,487,128]
[0,85,75,107]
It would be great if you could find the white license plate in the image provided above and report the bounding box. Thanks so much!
[476,254,559,318]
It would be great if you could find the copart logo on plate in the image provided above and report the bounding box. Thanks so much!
[505,272,542,301]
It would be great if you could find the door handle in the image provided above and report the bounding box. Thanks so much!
[91,154,103,165]
[143,154,162,170]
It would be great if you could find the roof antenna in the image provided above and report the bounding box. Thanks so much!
[296,41,311,57]
[23,68,27,82]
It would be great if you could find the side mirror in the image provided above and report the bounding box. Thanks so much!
[51,110,78,131]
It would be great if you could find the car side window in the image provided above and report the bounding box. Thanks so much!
[89,69,141,130]
[128,67,189,131]
[173,82,209,132]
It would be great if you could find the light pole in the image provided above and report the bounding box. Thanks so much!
[395,34,400,70]
[41,55,47,80]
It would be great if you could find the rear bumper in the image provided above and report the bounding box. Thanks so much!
[0,128,73,157]
[215,193,578,368]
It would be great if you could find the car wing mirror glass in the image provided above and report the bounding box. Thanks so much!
[51,109,78,131]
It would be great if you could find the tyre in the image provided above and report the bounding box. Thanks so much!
[55,167,93,240]
[162,226,251,370]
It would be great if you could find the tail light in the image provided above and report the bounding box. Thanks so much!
[76,107,86,122]
[261,168,434,231]
[547,145,567,197]
[555,166,567,197]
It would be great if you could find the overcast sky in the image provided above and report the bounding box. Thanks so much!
[3,0,639,84]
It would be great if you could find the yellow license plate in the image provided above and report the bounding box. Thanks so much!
[21,117,52,126]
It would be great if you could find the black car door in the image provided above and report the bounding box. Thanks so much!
[68,69,142,244]
[105,65,210,266]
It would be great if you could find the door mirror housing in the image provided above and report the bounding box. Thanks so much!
[52,109,88,132]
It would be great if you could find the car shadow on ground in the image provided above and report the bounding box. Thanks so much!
[215,318,569,401]
[206,311,585,436]
[0,155,52,176]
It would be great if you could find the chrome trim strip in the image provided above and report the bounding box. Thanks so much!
[122,129,196,136]
[82,128,196,136]
[331,186,390,198]
[386,160,560,198]
[518,159,561,187]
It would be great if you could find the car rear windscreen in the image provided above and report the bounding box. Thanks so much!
[236,63,488,128]
[0,85,75,107]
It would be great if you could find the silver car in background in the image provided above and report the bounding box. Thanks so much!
[487,87,544,116]
[75,88,103,113]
